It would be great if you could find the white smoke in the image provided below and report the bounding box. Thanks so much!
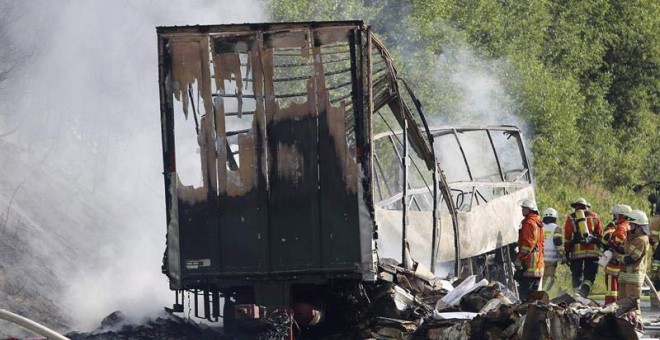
[431,44,524,129]
[1,0,264,332]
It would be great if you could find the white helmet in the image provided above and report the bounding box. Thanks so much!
[520,198,538,212]
[626,209,649,226]
[543,208,558,219]
[571,197,591,209]
[612,204,632,215]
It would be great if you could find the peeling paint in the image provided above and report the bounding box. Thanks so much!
[175,174,206,204]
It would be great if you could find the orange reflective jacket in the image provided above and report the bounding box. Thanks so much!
[518,213,544,278]
[564,210,603,259]
[605,218,629,276]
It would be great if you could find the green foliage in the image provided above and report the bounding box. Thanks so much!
[267,0,659,299]
[266,0,659,209]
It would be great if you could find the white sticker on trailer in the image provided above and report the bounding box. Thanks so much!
[186,259,211,269]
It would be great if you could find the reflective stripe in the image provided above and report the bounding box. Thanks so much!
[570,244,600,259]
[572,247,600,254]
[603,229,614,239]
[571,253,600,260]
[571,243,600,254]
[523,250,543,277]
[619,272,645,284]
[619,265,646,284]
[605,266,621,276]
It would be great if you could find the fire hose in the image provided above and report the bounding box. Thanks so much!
[645,274,660,305]
[0,309,69,340]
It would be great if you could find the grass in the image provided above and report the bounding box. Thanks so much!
[545,262,610,299]
[545,262,653,301]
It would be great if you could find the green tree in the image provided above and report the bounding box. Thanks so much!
[266,0,660,207]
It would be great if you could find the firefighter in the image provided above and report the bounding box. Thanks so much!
[600,204,631,305]
[563,197,604,297]
[542,208,562,291]
[514,198,544,300]
[614,209,650,321]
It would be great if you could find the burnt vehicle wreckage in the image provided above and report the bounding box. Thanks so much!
[155,22,643,339]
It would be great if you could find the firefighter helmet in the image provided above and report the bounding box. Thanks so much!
[612,204,632,216]
[627,209,649,226]
[520,198,538,212]
[543,208,558,219]
[570,197,591,209]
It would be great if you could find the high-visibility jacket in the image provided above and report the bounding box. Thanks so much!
[616,231,649,285]
[605,218,629,276]
[543,222,561,262]
[564,210,603,260]
[518,213,544,278]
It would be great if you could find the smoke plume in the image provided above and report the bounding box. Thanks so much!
[0,0,264,332]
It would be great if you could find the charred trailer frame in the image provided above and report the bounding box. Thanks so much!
[157,21,435,324]
[157,21,536,326]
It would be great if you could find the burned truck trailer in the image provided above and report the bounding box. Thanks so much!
[157,21,534,323]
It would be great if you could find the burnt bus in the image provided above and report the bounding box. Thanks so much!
[157,21,534,325]
[374,125,534,295]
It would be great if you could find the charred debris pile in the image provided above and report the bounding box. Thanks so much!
[67,258,646,340]
[65,311,224,340]
[350,259,642,340]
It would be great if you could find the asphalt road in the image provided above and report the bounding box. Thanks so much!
[640,302,660,339]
